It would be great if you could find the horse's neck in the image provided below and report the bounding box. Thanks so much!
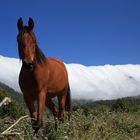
[34,58,47,70]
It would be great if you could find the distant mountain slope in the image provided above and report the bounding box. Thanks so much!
[0,55,140,100]
[0,82,23,103]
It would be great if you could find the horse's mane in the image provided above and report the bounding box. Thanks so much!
[35,43,46,64]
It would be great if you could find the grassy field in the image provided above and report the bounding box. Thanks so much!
[0,85,140,140]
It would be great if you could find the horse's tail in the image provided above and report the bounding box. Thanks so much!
[65,84,71,113]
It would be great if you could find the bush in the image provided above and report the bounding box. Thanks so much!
[0,100,26,118]
[129,105,140,113]
[111,99,129,112]
[72,104,79,112]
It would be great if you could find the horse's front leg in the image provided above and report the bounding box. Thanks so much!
[23,95,37,129]
[34,90,46,133]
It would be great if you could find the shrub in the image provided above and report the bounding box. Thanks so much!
[111,99,129,112]
[129,105,140,113]
[72,104,79,112]
[0,100,26,118]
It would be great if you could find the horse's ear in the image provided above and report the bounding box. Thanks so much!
[17,17,23,31]
[28,18,34,30]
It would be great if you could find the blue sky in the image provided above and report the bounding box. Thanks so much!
[0,0,140,66]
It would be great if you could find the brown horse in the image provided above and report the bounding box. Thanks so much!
[17,17,71,133]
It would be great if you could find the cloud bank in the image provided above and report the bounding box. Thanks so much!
[0,55,140,100]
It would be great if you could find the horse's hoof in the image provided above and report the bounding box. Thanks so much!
[33,129,44,140]
[33,126,40,135]
[32,120,42,132]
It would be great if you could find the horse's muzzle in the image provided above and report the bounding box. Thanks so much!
[23,60,34,70]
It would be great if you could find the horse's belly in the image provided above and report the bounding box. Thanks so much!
[47,89,64,98]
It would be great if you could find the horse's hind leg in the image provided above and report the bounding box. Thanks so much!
[58,94,67,122]
[46,98,58,129]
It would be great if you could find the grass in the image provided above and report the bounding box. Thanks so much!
[1,105,140,140]
[1,89,140,140]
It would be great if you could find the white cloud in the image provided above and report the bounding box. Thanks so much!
[0,55,140,100]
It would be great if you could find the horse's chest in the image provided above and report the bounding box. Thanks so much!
[19,70,37,94]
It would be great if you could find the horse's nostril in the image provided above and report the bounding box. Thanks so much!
[23,60,34,70]
[31,61,34,65]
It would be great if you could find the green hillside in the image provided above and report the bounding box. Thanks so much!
[0,83,140,140]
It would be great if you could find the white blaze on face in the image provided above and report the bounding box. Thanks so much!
[24,58,33,64]
[21,32,36,64]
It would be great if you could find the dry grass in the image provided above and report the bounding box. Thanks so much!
[1,92,140,140]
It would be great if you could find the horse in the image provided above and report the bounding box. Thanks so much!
[17,17,71,134]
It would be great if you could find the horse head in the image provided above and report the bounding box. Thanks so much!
[17,17,36,70]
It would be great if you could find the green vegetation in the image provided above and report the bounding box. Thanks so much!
[110,98,129,112]
[0,83,140,139]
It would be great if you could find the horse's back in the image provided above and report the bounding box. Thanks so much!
[47,57,68,82]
